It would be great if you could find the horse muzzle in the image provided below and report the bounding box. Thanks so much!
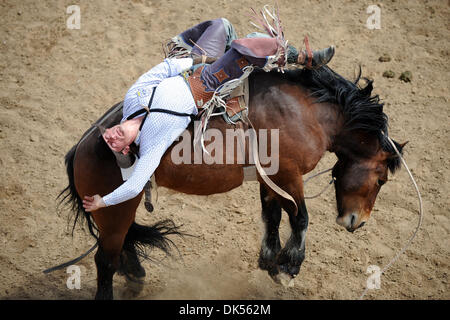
[336,212,366,233]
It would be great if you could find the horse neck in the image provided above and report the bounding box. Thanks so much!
[303,95,345,153]
[249,72,348,154]
[299,90,379,156]
[331,128,382,159]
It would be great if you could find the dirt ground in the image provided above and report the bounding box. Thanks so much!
[0,0,448,300]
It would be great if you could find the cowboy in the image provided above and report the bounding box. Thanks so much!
[82,17,335,212]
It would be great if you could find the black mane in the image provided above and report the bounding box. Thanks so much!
[283,66,403,173]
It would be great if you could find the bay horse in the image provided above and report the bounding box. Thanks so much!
[58,65,405,299]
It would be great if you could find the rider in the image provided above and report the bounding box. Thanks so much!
[82,17,335,212]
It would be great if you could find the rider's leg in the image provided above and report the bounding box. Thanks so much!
[199,35,334,93]
[167,18,237,58]
[168,19,334,70]
[245,31,334,69]
[221,18,238,51]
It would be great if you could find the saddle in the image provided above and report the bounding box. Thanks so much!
[183,34,289,127]
[185,65,250,125]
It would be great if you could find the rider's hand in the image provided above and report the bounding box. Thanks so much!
[82,194,106,212]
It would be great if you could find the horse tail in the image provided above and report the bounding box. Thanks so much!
[57,143,99,240]
[123,220,184,261]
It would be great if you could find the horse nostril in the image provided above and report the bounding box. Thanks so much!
[350,214,356,227]
[359,222,366,228]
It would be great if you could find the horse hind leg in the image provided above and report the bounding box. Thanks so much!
[94,244,118,300]
[118,225,147,295]
[92,221,133,300]
[118,220,184,294]
[258,184,282,279]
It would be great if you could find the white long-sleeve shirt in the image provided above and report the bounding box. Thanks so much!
[102,58,196,206]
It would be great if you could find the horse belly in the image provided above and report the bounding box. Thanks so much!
[155,159,245,195]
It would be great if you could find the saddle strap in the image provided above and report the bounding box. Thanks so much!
[126,86,157,131]
[124,86,196,159]
[244,119,299,215]
[147,108,196,120]
[127,86,197,126]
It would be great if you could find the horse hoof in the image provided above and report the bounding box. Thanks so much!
[276,272,295,288]
[125,274,145,294]
[144,202,154,212]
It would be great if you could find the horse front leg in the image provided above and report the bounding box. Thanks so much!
[258,184,282,278]
[276,199,308,282]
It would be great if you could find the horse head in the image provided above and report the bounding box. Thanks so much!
[332,130,407,232]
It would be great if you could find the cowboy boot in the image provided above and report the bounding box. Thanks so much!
[165,19,230,59]
[297,45,335,69]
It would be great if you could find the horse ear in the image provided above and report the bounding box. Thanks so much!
[395,141,408,154]
[399,141,408,149]
[387,140,408,159]
[360,79,373,97]
[385,140,407,173]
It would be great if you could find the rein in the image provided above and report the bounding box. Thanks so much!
[303,168,334,199]
[288,138,424,300]
[43,242,98,274]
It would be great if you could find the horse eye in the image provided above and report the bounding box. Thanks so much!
[377,179,386,186]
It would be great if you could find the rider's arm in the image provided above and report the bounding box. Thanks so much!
[128,57,193,90]
[101,112,190,207]
[101,141,167,206]
[101,58,194,206]
[123,57,193,118]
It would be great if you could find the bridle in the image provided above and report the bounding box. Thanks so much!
[303,139,423,300]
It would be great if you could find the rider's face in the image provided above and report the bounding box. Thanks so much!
[103,124,133,154]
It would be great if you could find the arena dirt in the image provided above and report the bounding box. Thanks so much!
[0,0,448,299]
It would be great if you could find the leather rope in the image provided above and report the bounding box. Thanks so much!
[244,118,299,215]
[304,35,313,69]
